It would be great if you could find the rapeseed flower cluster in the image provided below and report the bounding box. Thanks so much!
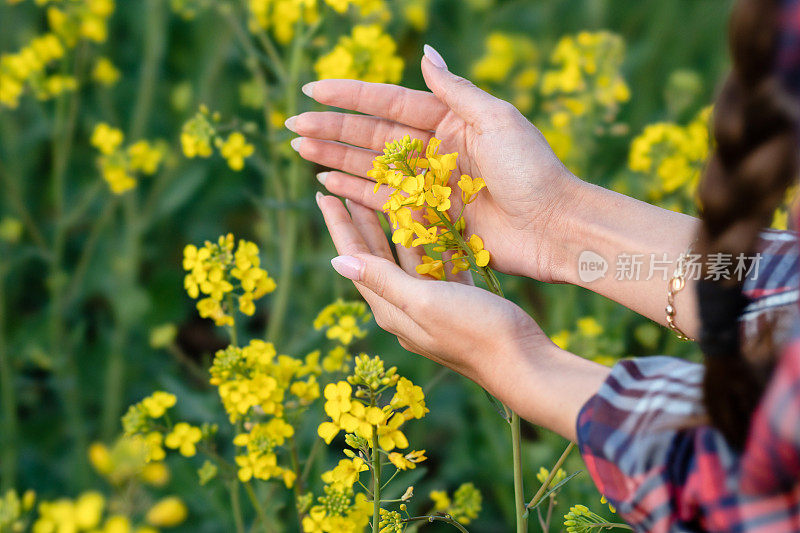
[314,299,371,346]
[0,32,71,108]
[209,339,322,485]
[247,0,389,44]
[29,489,186,533]
[180,106,255,171]
[248,0,319,44]
[182,234,276,327]
[300,489,372,532]
[88,436,171,487]
[91,56,121,86]
[0,489,35,533]
[122,390,208,463]
[539,32,630,172]
[90,123,166,194]
[429,483,483,525]
[550,316,629,367]
[563,503,622,533]
[472,32,539,113]
[314,25,403,84]
[316,354,427,448]
[541,31,630,127]
[629,106,712,212]
[400,0,430,31]
[1,0,114,108]
[368,136,492,281]
[305,354,427,532]
[536,466,567,488]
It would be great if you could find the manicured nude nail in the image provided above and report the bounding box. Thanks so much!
[301,82,317,98]
[315,191,324,205]
[290,137,303,152]
[331,256,363,281]
[423,44,447,70]
[317,172,329,186]
[284,115,298,132]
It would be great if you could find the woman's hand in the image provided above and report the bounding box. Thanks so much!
[288,46,582,283]
[316,192,610,440]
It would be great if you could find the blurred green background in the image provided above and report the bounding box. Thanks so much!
[0,0,731,530]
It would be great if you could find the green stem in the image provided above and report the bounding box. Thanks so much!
[266,19,305,343]
[230,480,246,533]
[402,515,470,533]
[511,413,527,533]
[244,481,272,533]
[525,442,575,511]
[289,434,305,526]
[101,0,166,440]
[50,43,89,488]
[0,263,18,491]
[372,425,382,533]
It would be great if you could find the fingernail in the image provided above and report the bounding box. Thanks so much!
[302,82,317,98]
[423,44,447,70]
[284,115,298,132]
[331,255,363,281]
[317,171,328,185]
[290,137,303,152]
[315,191,324,205]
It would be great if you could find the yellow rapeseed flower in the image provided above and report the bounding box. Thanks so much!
[91,123,124,155]
[218,132,254,171]
[146,497,188,527]
[315,25,403,84]
[164,422,202,457]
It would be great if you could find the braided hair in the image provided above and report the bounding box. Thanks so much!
[696,0,800,449]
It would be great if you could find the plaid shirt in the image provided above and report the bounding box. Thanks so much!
[577,230,800,532]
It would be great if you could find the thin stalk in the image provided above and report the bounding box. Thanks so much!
[244,481,272,533]
[402,515,470,533]
[266,19,305,343]
[101,0,166,439]
[50,44,90,488]
[0,263,18,491]
[289,434,305,526]
[525,442,575,510]
[511,413,527,532]
[301,436,322,481]
[65,199,117,306]
[230,480,246,533]
[372,425,382,533]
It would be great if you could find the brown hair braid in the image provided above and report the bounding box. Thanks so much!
[696,0,800,449]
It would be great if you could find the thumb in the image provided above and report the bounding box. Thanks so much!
[421,44,513,128]
[330,254,422,308]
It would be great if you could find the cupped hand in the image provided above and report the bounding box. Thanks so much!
[287,48,582,283]
[315,192,551,396]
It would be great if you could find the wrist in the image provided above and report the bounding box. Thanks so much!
[522,174,598,285]
[499,337,611,440]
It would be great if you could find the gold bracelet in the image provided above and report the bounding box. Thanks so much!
[666,247,696,341]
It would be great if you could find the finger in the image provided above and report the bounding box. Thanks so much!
[317,171,391,209]
[286,112,434,152]
[421,45,517,130]
[302,79,448,131]
[395,244,428,280]
[442,249,474,285]
[345,199,393,261]
[292,138,376,178]
[317,193,371,256]
[329,253,426,313]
